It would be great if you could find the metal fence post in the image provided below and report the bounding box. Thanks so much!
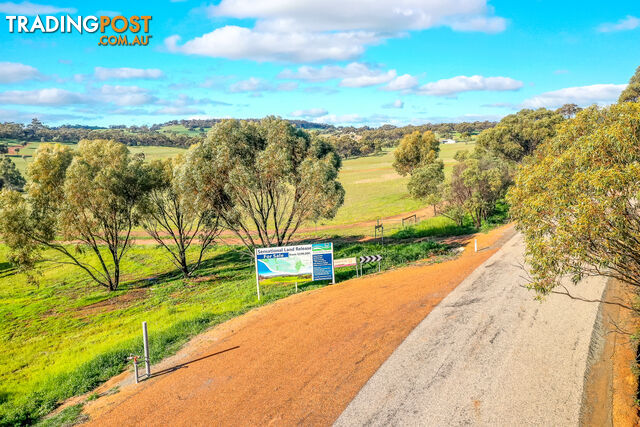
[142,321,150,378]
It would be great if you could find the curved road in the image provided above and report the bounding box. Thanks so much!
[336,233,607,426]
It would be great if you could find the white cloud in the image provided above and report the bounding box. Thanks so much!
[208,0,506,33]
[522,84,626,109]
[340,70,396,87]
[170,0,505,63]
[419,75,523,96]
[384,74,419,91]
[228,77,298,93]
[597,15,640,32]
[165,28,379,63]
[0,88,86,105]
[94,67,164,80]
[0,62,41,83]
[0,1,75,14]
[154,106,202,115]
[290,108,328,118]
[383,99,404,109]
[229,77,271,93]
[98,85,156,106]
[279,62,397,87]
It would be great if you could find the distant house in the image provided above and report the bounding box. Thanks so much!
[441,139,457,144]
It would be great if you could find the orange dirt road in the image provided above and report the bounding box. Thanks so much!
[83,225,515,426]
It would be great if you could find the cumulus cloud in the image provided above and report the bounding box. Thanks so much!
[168,0,505,62]
[340,70,396,87]
[279,62,397,87]
[522,84,627,109]
[0,62,41,83]
[0,88,86,105]
[0,1,76,14]
[165,28,379,63]
[154,106,202,115]
[383,99,404,109]
[384,74,420,91]
[98,85,156,106]
[94,67,164,80]
[229,77,298,93]
[597,15,640,32]
[418,75,523,96]
[229,77,271,93]
[290,108,328,118]
[208,0,506,33]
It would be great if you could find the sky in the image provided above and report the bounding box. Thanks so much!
[0,0,638,127]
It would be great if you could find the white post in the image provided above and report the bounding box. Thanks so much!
[254,250,260,300]
[142,322,150,378]
[295,281,298,292]
[474,239,478,252]
[331,243,335,284]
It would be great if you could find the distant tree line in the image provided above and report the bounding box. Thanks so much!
[0,118,201,147]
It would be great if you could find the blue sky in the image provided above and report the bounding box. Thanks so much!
[0,0,638,127]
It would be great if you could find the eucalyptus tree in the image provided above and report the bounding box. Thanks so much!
[140,156,221,278]
[508,103,640,295]
[0,140,153,291]
[183,117,345,252]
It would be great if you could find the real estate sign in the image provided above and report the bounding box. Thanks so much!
[254,243,334,298]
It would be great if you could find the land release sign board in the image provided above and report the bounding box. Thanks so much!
[254,243,334,298]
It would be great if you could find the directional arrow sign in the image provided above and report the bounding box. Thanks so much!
[359,255,382,264]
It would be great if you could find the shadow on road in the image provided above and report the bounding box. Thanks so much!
[150,346,240,379]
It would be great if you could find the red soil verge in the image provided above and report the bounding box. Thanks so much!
[81,224,515,426]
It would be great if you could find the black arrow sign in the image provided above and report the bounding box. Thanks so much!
[359,255,382,264]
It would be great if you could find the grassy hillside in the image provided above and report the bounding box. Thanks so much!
[0,237,449,424]
[322,142,475,226]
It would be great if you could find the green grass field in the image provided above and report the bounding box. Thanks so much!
[158,124,209,136]
[319,143,474,226]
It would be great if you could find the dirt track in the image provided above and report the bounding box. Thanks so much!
[81,225,515,426]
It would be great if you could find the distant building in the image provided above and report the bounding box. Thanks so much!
[441,139,457,144]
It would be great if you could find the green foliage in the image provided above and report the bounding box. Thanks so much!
[507,103,640,294]
[184,117,345,250]
[393,131,440,176]
[140,156,220,278]
[407,160,445,201]
[443,150,512,228]
[0,140,154,291]
[477,108,564,162]
[0,156,25,191]
[618,66,640,103]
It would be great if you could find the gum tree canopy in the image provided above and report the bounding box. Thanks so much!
[477,108,564,163]
[183,117,345,250]
[507,103,640,294]
[0,140,153,291]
